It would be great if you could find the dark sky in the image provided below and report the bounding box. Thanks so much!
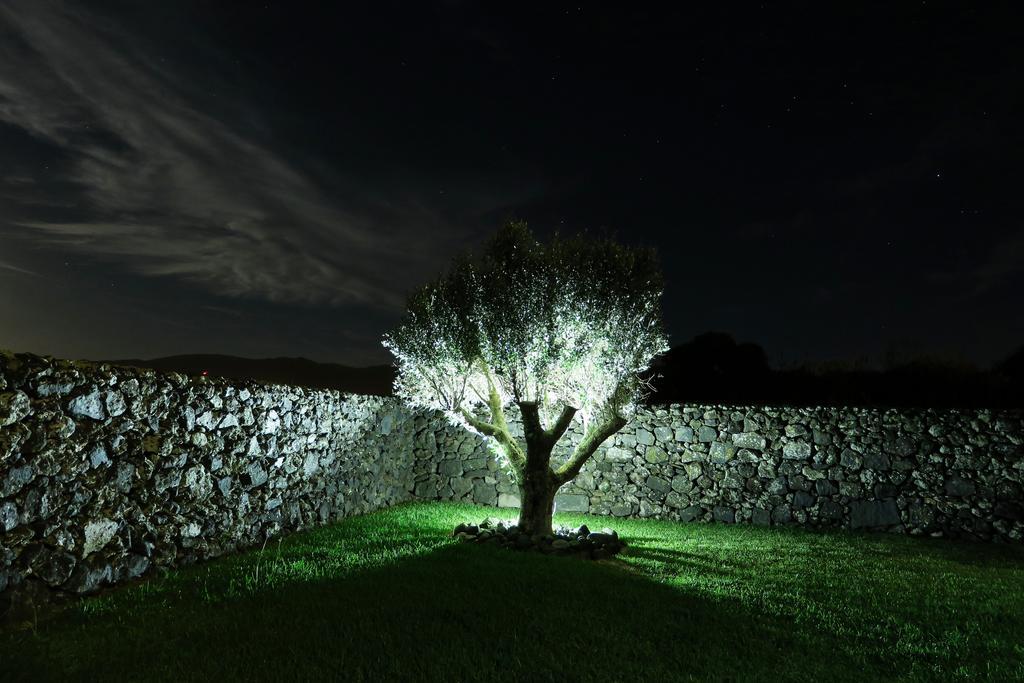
[1,1,1022,368]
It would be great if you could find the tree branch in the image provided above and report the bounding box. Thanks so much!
[553,414,627,486]
[547,404,578,444]
[458,408,526,471]
[519,401,577,449]
[517,401,544,449]
[480,360,508,433]
[459,409,501,438]
[422,369,456,411]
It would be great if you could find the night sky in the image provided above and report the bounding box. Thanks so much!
[1,2,1021,368]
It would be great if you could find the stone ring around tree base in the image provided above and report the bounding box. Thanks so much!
[453,517,626,559]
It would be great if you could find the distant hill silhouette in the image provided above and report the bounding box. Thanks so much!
[108,355,395,396]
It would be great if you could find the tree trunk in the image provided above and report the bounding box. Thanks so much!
[517,473,557,536]
[510,401,622,538]
[516,443,557,536]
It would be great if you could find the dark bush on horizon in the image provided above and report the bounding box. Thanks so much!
[646,333,1024,408]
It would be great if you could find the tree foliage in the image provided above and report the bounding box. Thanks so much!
[384,222,668,480]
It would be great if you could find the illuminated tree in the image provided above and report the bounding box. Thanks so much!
[384,222,668,536]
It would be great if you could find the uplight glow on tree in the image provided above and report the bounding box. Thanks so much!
[384,222,669,535]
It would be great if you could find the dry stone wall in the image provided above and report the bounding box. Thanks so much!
[3,351,1023,610]
[0,352,441,607]
[421,405,1024,543]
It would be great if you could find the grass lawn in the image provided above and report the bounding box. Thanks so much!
[2,502,1022,682]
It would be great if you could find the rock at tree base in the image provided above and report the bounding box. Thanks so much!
[453,518,625,559]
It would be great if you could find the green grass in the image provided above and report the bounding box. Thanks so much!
[2,502,1022,682]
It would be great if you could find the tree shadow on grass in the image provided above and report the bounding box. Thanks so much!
[860,533,1024,571]
[1,541,880,683]
[621,545,751,577]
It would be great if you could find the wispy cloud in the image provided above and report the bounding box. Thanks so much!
[0,261,38,277]
[0,2,457,307]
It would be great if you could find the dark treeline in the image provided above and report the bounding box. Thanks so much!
[645,332,1024,408]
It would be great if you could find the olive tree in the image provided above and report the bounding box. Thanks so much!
[384,222,668,535]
